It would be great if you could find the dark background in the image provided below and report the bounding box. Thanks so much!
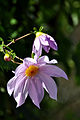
[0,0,80,120]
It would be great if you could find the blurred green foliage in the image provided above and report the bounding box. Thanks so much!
[0,0,80,120]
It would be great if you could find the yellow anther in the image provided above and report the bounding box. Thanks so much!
[25,65,39,77]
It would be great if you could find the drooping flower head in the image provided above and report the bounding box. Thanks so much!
[7,56,68,108]
[32,32,58,59]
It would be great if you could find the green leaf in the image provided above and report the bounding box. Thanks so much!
[0,45,4,52]
[39,26,44,32]
[11,52,16,59]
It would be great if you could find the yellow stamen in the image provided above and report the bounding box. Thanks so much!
[25,65,39,77]
[36,32,43,37]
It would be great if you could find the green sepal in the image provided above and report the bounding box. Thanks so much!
[31,53,35,59]
[39,26,44,32]
[11,52,16,59]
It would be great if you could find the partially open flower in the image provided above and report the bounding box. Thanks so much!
[32,32,58,59]
[4,53,11,61]
[7,56,68,108]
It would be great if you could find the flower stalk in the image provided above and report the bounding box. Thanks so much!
[6,33,32,47]
[15,56,23,61]
[11,59,22,64]
[1,33,31,64]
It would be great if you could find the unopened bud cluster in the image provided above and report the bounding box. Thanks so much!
[4,53,11,61]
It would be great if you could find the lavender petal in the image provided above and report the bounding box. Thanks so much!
[7,76,17,96]
[38,56,57,64]
[39,72,57,100]
[14,77,29,107]
[28,79,40,108]
[42,45,50,53]
[39,65,68,80]
[34,37,40,51]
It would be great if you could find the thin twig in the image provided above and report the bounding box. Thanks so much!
[11,59,22,64]
[5,40,15,47]
[15,33,31,42]
[15,56,23,61]
[6,33,31,47]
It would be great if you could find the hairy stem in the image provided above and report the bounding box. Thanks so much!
[6,33,32,47]
[11,59,22,64]
[15,56,23,61]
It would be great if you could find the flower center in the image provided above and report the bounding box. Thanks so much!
[25,65,39,77]
[36,32,43,37]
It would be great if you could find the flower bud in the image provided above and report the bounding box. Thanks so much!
[4,53,11,61]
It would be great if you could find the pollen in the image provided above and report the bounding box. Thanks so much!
[25,65,39,77]
[36,32,43,37]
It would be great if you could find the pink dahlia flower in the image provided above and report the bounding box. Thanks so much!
[7,56,68,108]
[32,32,58,58]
